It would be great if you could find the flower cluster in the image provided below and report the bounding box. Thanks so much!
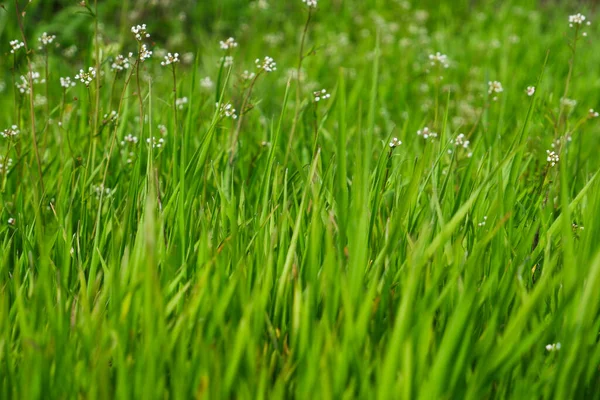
[546,150,559,167]
[111,54,133,71]
[121,134,139,146]
[131,24,150,41]
[161,52,180,66]
[10,40,25,54]
[313,89,331,102]
[526,86,535,96]
[216,102,238,119]
[220,56,234,68]
[450,133,473,157]
[103,111,119,125]
[417,127,437,140]
[60,77,76,89]
[255,56,277,72]
[589,109,599,118]
[488,81,503,95]
[220,37,238,50]
[0,158,13,174]
[428,52,449,68]
[75,67,97,87]
[545,342,561,352]
[302,0,317,8]
[139,44,153,62]
[568,13,587,27]
[92,183,112,199]
[389,137,402,148]
[147,136,165,149]
[241,70,256,81]
[1,125,20,139]
[176,97,188,110]
[38,32,56,49]
[478,216,488,227]
[200,77,214,89]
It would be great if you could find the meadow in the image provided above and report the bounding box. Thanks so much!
[2,0,600,398]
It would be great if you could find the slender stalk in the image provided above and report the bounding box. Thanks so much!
[285,9,312,165]
[14,0,45,194]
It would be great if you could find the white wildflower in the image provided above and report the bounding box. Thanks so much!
[161,52,180,66]
[60,77,76,88]
[38,32,56,49]
[313,89,331,102]
[176,97,188,110]
[146,136,165,149]
[216,102,238,119]
[546,150,559,167]
[302,0,317,8]
[389,137,402,148]
[10,40,25,54]
[200,77,214,89]
[139,44,152,62]
[255,56,277,72]
[417,127,438,140]
[568,13,586,27]
[428,52,449,68]
[1,125,20,139]
[131,24,150,41]
[111,54,132,71]
[546,342,561,352]
[526,86,535,96]
[74,67,97,87]
[219,37,238,50]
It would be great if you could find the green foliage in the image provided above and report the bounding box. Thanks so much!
[1,0,600,398]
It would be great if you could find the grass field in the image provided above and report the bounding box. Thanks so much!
[2,0,600,398]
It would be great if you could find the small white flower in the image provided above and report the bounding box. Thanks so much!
[111,54,132,71]
[139,44,153,62]
[38,32,56,49]
[121,134,139,146]
[417,127,438,140]
[103,111,118,124]
[161,52,180,66]
[546,150,559,167]
[589,109,599,118]
[60,77,76,88]
[9,39,25,54]
[92,184,113,199]
[488,81,503,95]
[526,86,535,96]
[131,24,150,41]
[8,218,15,226]
[428,52,449,68]
[546,342,561,352]
[255,56,277,72]
[313,89,331,102]
[74,67,97,87]
[158,124,168,135]
[478,216,488,227]
[216,102,238,119]
[568,13,586,27]
[1,125,20,139]
[219,37,238,50]
[146,136,165,149]
[389,137,402,148]
[241,70,256,81]
[0,158,14,174]
[176,97,188,110]
[302,0,317,8]
[219,56,234,68]
[200,77,214,89]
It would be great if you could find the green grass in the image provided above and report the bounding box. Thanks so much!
[2,0,600,398]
